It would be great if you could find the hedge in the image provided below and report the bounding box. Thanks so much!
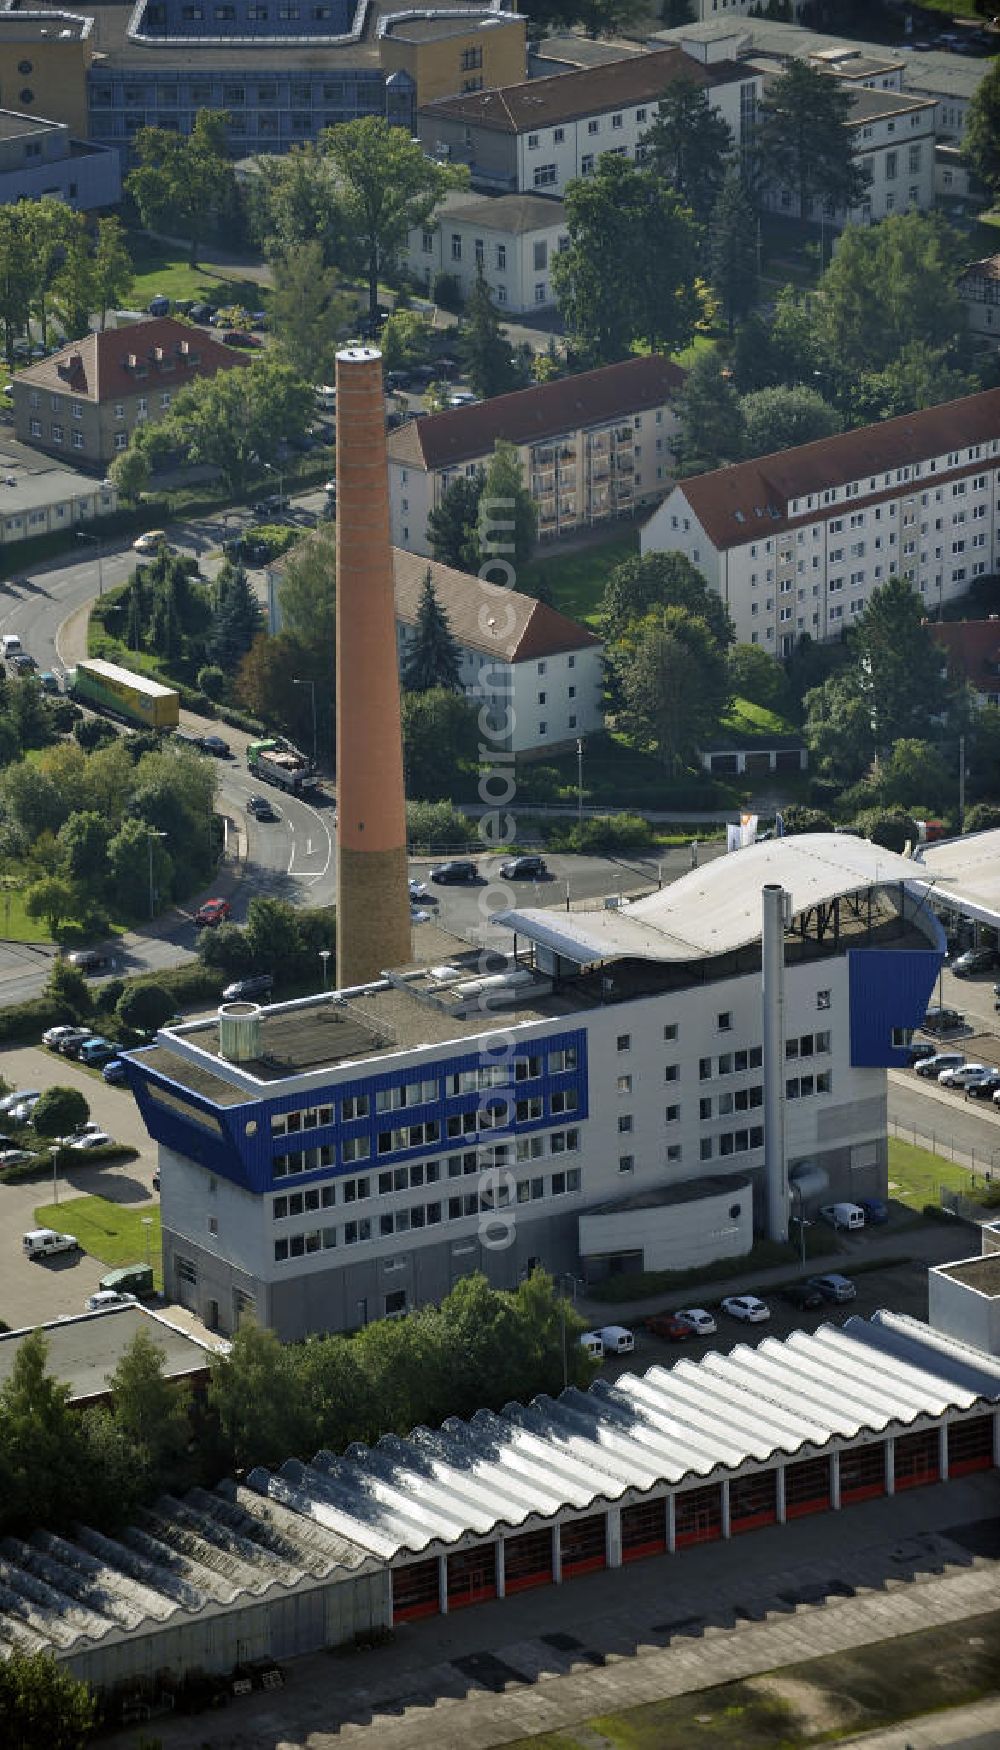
[0,1143,140,1184]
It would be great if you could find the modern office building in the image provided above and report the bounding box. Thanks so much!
[78,0,524,158]
[387,354,685,555]
[416,45,762,196]
[0,106,119,209]
[125,835,942,1340]
[13,316,247,466]
[0,10,95,138]
[641,389,1000,655]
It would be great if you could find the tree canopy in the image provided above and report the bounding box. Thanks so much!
[739,383,841,458]
[709,166,758,331]
[271,239,352,382]
[158,356,313,497]
[401,570,462,692]
[755,59,864,223]
[610,606,731,770]
[127,109,235,265]
[675,349,744,475]
[641,74,733,228]
[477,441,537,572]
[814,211,967,376]
[460,263,521,401]
[602,549,734,650]
[963,54,1000,202]
[427,473,484,573]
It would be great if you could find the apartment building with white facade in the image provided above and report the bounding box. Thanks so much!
[958,254,1000,345]
[642,389,1000,656]
[124,835,942,1338]
[267,543,603,755]
[416,45,762,195]
[387,354,685,554]
[402,189,567,313]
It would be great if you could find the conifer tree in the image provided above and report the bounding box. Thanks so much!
[401,568,462,693]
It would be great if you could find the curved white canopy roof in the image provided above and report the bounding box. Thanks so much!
[496,832,927,967]
[916,828,1000,930]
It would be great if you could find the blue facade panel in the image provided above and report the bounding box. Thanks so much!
[126,1027,589,1196]
[848,947,942,1068]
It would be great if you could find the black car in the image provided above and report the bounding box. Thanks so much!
[189,302,215,323]
[500,855,548,881]
[966,1071,1000,1100]
[779,1282,825,1310]
[952,946,997,978]
[247,795,277,821]
[222,973,274,1002]
[430,860,479,885]
[199,734,231,758]
[905,1040,936,1065]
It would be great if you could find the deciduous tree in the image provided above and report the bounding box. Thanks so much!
[24,875,77,938]
[460,263,519,400]
[162,356,313,498]
[601,549,734,649]
[127,109,235,265]
[963,53,1000,203]
[109,1330,191,1495]
[116,980,176,1035]
[32,1085,90,1145]
[0,1647,96,1750]
[271,239,352,382]
[611,605,730,770]
[477,441,537,571]
[92,215,134,328]
[675,349,744,474]
[814,211,967,376]
[402,687,478,799]
[739,383,841,458]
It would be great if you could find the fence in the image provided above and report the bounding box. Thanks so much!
[889,1114,1000,1179]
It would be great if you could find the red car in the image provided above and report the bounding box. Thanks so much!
[644,1312,693,1342]
[222,329,261,348]
[195,898,232,927]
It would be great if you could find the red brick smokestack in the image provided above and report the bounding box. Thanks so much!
[335,346,411,986]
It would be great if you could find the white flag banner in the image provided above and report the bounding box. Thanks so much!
[727,823,742,853]
[740,812,759,848]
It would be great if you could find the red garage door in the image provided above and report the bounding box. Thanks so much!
[503,1528,553,1595]
[948,1416,994,1477]
[392,1558,439,1623]
[674,1483,722,1549]
[561,1513,606,1579]
[840,1443,885,1505]
[895,1428,939,1491]
[784,1456,831,1520]
[621,1498,667,1563]
[447,1544,496,1611]
[730,1470,777,1535]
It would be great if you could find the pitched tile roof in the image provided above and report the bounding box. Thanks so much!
[388,354,685,473]
[673,389,1000,552]
[15,317,248,405]
[393,547,601,661]
[959,253,1000,288]
[419,45,749,133]
[930,619,1000,690]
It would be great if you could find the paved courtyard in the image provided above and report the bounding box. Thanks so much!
[103,1472,1000,1749]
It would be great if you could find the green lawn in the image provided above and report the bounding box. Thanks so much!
[535,730,732,810]
[718,697,799,742]
[887,1136,999,1211]
[34,1195,161,1289]
[127,234,269,314]
[672,331,720,370]
[518,529,638,627]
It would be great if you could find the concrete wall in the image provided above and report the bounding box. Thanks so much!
[929,1262,1000,1357]
[579,1183,753,1274]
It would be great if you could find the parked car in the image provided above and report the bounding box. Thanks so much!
[222,973,273,1002]
[102,1059,127,1086]
[77,1038,117,1068]
[43,1025,82,1049]
[966,1072,1000,1100]
[59,1031,98,1060]
[58,1121,104,1147]
[499,855,548,881]
[905,1041,937,1065]
[408,879,433,902]
[0,1149,40,1167]
[938,1062,990,1088]
[951,946,997,977]
[247,795,277,821]
[199,734,231,758]
[721,1294,770,1323]
[147,293,170,316]
[222,329,261,348]
[579,1330,604,1360]
[644,1312,693,1342]
[10,651,36,673]
[779,1282,825,1310]
[914,1051,965,1078]
[807,1273,857,1304]
[189,302,215,323]
[858,1197,890,1224]
[674,1307,717,1337]
[430,860,479,885]
[195,897,232,927]
[921,1006,965,1034]
[8,1094,40,1123]
[48,1027,93,1056]
[820,1202,866,1231]
[598,1325,634,1355]
[67,948,112,973]
[86,1290,137,1312]
[23,1228,78,1260]
[39,671,60,694]
[448,390,479,407]
[132,530,171,555]
[69,1130,113,1152]
[0,1088,37,1115]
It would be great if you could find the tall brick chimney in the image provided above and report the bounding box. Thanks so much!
[335,346,411,987]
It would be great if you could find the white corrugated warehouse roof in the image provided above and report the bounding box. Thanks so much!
[249,1312,1000,1560]
[1,1313,996,1661]
[496,833,926,966]
[916,828,1000,930]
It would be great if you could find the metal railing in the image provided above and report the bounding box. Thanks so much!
[889,1114,1000,1181]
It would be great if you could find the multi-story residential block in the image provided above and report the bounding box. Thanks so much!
[77,0,523,158]
[641,389,1000,656]
[416,46,762,196]
[13,317,247,467]
[958,254,1000,345]
[654,17,988,143]
[124,834,941,1338]
[0,107,120,210]
[387,355,685,555]
[930,620,1000,710]
[268,542,604,754]
[403,190,567,314]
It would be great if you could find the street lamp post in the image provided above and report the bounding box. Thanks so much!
[76,529,104,599]
[147,828,167,921]
[293,676,318,767]
[576,738,584,827]
[558,1271,581,1389]
[141,1215,153,1267]
[264,459,284,509]
[319,948,331,989]
[791,1182,808,1269]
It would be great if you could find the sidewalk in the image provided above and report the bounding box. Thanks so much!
[839,1697,1000,1748]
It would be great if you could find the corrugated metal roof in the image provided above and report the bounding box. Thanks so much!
[917,827,1000,930]
[497,832,928,967]
[1,1313,997,1660]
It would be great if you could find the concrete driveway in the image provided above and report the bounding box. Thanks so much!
[0,1044,156,1331]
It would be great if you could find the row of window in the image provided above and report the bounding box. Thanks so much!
[31,392,167,416]
[270,1050,580,1135]
[699,1127,764,1161]
[273,1171,583,1260]
[273,1126,581,1180]
[786,453,998,518]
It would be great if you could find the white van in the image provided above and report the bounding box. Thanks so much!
[2,633,21,658]
[598,1325,635,1355]
[579,1330,604,1361]
[821,1202,866,1232]
[23,1228,79,1260]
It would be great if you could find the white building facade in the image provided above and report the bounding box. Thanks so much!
[403,190,568,313]
[125,837,942,1340]
[387,354,685,555]
[642,389,1000,656]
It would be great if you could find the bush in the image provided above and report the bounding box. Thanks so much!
[567,813,654,854]
[0,995,66,1044]
[963,803,1000,835]
[406,799,476,848]
[852,808,919,853]
[781,804,836,835]
[197,665,226,700]
[216,703,266,736]
[432,271,463,313]
[516,764,564,805]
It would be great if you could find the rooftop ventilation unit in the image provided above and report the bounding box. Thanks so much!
[218,1001,262,1062]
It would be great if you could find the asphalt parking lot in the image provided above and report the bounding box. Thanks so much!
[595,1256,930,1385]
[0,1043,156,1331]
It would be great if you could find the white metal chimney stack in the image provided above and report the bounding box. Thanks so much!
[762,883,789,1244]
